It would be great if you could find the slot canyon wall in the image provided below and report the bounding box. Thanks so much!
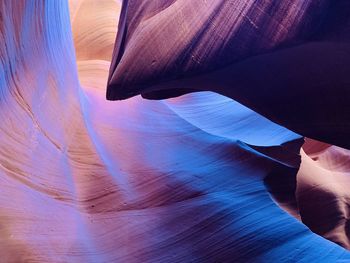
[0,0,349,262]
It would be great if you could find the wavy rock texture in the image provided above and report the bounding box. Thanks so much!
[297,139,350,250]
[0,0,350,262]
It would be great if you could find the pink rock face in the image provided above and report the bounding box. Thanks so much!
[297,139,350,250]
[0,0,349,262]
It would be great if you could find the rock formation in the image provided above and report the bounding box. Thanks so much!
[0,0,349,262]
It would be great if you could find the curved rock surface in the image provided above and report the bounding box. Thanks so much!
[0,0,349,262]
[107,0,350,150]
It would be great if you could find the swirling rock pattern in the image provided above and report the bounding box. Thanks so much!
[0,0,349,262]
[297,139,350,250]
